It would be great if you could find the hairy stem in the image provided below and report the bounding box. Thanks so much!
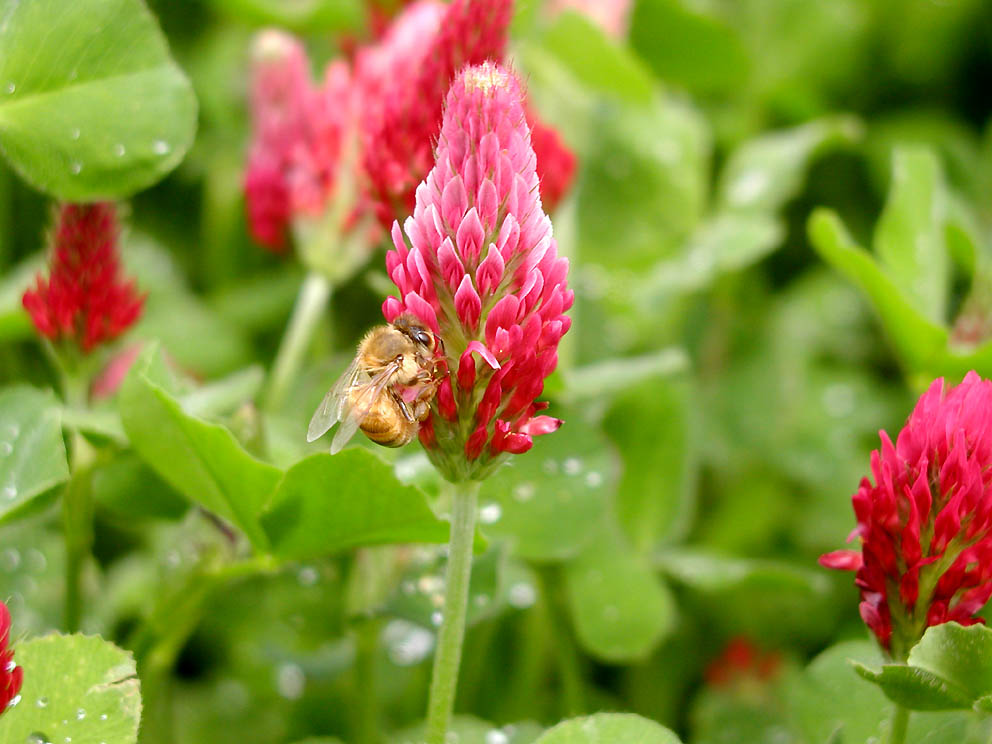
[425,479,480,744]
[263,272,332,412]
[885,703,910,744]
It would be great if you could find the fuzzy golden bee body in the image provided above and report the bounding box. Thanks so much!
[307,314,442,453]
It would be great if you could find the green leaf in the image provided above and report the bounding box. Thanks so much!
[119,348,280,550]
[0,386,69,526]
[564,348,689,401]
[629,0,749,94]
[787,640,888,744]
[717,117,863,214]
[0,0,197,199]
[809,208,947,373]
[577,95,710,273]
[477,414,615,562]
[874,147,948,323]
[260,451,449,559]
[207,0,363,32]
[910,624,992,705]
[539,11,655,104]
[393,715,542,744]
[657,549,835,643]
[566,531,676,662]
[603,374,696,552]
[91,453,188,521]
[0,253,40,342]
[534,713,682,744]
[858,623,992,712]
[854,661,973,711]
[0,634,140,744]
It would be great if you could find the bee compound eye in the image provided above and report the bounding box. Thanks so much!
[414,330,432,346]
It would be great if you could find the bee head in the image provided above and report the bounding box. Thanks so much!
[392,314,437,351]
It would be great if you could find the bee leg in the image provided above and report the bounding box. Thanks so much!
[391,390,417,424]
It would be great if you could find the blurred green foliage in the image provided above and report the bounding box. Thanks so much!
[1,0,992,742]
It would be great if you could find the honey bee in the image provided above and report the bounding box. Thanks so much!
[307,314,443,454]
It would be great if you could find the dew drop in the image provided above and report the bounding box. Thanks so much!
[1,549,20,571]
[36,697,48,708]
[430,610,443,627]
[76,708,85,720]
[99,714,107,721]
[275,663,304,700]
[542,459,559,475]
[7,693,20,708]
[584,471,603,488]
[563,457,581,476]
[5,660,15,672]
[25,733,48,744]
[3,485,16,501]
[26,549,46,573]
[69,128,80,140]
[112,143,125,157]
[5,82,14,94]
[418,575,444,595]
[64,737,71,743]
[485,731,510,744]
[296,566,318,586]
[152,140,170,155]
[508,582,537,609]
[0,442,12,455]
[479,503,502,524]
[513,482,535,502]
[70,162,82,175]
[383,619,434,666]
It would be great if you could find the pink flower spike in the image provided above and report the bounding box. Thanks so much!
[821,372,992,659]
[383,63,570,480]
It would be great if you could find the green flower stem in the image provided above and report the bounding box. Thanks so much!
[62,428,95,633]
[885,703,910,744]
[263,271,332,412]
[425,479,480,744]
[62,369,95,633]
[353,619,381,744]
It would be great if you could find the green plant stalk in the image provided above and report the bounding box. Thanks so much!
[885,703,909,744]
[425,479,480,744]
[62,429,94,633]
[353,619,381,744]
[62,368,95,633]
[263,271,332,412]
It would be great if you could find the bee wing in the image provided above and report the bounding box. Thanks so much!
[329,362,401,455]
[307,357,362,443]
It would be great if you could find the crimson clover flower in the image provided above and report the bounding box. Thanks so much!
[244,31,354,252]
[22,203,143,353]
[383,62,572,481]
[358,0,513,226]
[820,371,992,659]
[0,601,23,715]
[703,637,782,689]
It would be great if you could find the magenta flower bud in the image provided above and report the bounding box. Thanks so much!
[0,601,22,715]
[820,372,992,659]
[383,63,571,481]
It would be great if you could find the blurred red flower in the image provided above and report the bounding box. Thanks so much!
[22,203,143,353]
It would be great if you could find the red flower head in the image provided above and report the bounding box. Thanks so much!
[22,203,143,353]
[357,0,513,227]
[704,637,782,688]
[0,601,23,715]
[244,30,354,252]
[383,63,572,481]
[820,372,992,659]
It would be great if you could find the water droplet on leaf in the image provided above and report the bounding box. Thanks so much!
[479,503,502,524]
